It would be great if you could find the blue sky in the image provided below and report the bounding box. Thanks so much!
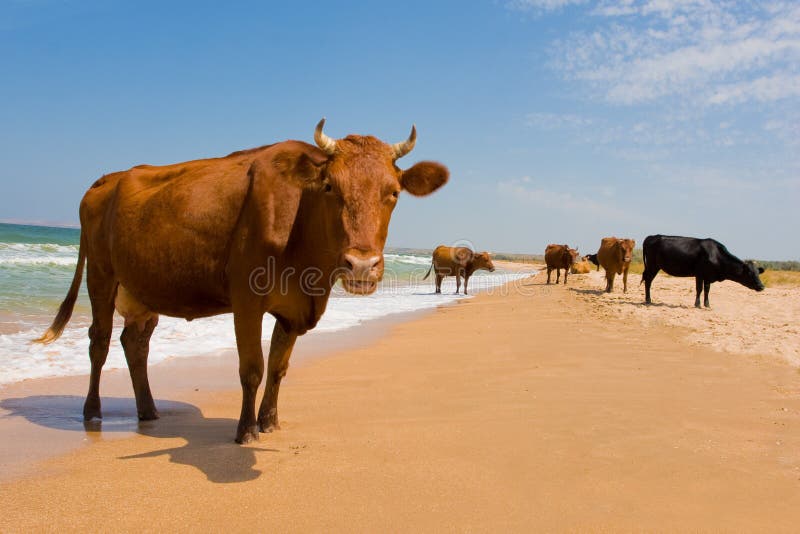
[1,1,798,259]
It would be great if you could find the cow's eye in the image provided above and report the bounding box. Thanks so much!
[391,191,399,199]
[323,182,333,193]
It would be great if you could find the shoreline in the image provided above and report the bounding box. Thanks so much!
[2,269,799,530]
[0,306,435,483]
[0,265,536,481]
[0,261,536,386]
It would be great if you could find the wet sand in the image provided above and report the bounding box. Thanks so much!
[1,270,799,531]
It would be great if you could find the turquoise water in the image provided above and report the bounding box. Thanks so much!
[0,223,86,317]
[0,222,534,385]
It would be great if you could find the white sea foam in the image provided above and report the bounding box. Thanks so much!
[0,243,79,266]
[0,270,534,386]
[383,253,432,266]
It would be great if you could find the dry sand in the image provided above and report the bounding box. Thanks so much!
[1,269,799,532]
[570,269,800,365]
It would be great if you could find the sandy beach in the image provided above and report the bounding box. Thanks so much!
[1,268,799,532]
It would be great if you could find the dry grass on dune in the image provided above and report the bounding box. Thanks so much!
[626,261,644,274]
[761,270,800,288]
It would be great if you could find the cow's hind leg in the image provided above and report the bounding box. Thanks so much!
[120,317,160,420]
[233,309,264,444]
[703,281,711,308]
[694,277,703,308]
[258,321,298,433]
[435,274,443,294]
[642,268,658,304]
[116,286,160,420]
[455,272,461,294]
[546,267,552,284]
[84,270,116,421]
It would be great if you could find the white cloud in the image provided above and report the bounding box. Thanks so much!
[507,0,588,12]
[548,1,800,107]
[523,110,753,151]
[763,113,800,147]
[708,72,800,105]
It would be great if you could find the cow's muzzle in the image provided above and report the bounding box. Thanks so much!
[340,251,383,295]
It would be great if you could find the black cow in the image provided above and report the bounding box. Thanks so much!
[584,253,600,271]
[641,234,764,308]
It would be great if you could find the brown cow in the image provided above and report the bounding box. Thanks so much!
[423,246,495,295]
[570,260,592,274]
[544,244,579,284]
[596,236,636,293]
[36,119,448,444]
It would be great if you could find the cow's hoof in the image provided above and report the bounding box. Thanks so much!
[235,426,260,444]
[259,420,281,433]
[83,400,102,422]
[138,409,160,421]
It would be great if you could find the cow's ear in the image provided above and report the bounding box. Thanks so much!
[273,147,329,186]
[758,267,765,274]
[400,161,449,196]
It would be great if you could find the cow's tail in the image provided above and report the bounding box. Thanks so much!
[422,261,433,281]
[34,233,87,344]
[640,242,648,286]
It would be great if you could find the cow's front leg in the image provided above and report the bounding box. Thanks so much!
[258,321,298,433]
[455,272,461,294]
[464,274,470,295]
[703,281,711,308]
[694,277,703,308]
[233,309,264,444]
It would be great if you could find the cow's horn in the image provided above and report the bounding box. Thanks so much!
[314,118,337,155]
[392,125,416,159]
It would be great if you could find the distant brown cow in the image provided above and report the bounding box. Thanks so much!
[597,237,636,293]
[423,246,495,294]
[36,119,449,444]
[544,244,579,284]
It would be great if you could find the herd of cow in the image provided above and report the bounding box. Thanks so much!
[540,235,765,310]
[425,234,765,311]
[34,121,766,443]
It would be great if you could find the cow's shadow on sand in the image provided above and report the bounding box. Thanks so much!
[0,395,276,483]
[567,287,687,309]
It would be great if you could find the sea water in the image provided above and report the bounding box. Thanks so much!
[0,223,534,385]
